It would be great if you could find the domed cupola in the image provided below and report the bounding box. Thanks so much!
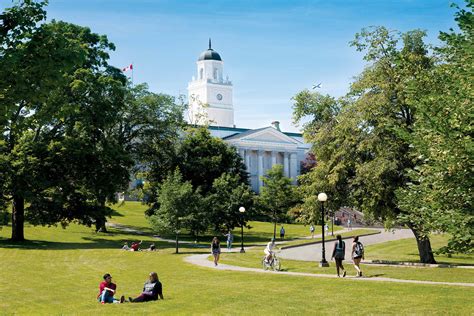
[198,38,222,61]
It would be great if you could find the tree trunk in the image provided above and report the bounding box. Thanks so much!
[11,194,25,241]
[410,227,436,264]
[95,217,108,233]
[273,210,277,240]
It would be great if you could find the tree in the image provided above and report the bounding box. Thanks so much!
[257,164,298,239]
[293,27,438,263]
[148,169,200,253]
[397,2,474,254]
[207,172,254,233]
[176,127,248,194]
[0,1,133,239]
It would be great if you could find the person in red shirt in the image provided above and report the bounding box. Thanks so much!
[130,240,142,251]
[97,273,124,304]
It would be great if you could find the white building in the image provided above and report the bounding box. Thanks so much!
[188,40,310,193]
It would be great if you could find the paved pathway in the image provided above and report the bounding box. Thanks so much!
[280,228,414,262]
[184,254,473,287]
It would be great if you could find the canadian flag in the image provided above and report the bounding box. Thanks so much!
[122,64,133,72]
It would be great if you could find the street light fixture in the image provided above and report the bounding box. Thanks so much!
[239,206,246,253]
[318,193,329,267]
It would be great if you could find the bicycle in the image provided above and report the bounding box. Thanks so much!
[262,251,281,271]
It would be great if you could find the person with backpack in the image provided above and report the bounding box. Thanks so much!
[310,224,315,238]
[352,236,364,277]
[331,234,346,277]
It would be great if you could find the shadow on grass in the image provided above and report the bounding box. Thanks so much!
[0,233,212,252]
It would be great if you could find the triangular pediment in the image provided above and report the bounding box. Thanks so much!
[224,127,301,145]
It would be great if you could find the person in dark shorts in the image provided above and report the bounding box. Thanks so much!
[352,236,365,277]
[129,272,164,303]
[331,235,346,277]
[211,237,221,266]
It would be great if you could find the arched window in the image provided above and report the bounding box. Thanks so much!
[213,68,218,80]
[200,68,203,79]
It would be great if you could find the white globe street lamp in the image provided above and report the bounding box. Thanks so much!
[318,192,329,267]
[239,206,246,253]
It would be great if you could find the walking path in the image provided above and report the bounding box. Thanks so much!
[280,228,413,262]
[108,222,473,287]
[184,254,474,287]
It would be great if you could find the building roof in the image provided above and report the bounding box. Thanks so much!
[198,39,222,61]
[208,125,303,138]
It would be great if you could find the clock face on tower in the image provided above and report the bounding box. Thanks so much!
[216,93,223,101]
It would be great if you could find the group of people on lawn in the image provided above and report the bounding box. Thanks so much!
[98,272,164,304]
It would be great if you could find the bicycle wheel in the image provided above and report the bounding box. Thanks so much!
[262,257,268,270]
[273,258,281,271]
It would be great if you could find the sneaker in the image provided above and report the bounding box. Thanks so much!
[101,301,105,305]
[360,271,363,277]
[120,295,125,303]
[343,271,346,278]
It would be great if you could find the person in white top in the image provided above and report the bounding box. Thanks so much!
[264,239,276,262]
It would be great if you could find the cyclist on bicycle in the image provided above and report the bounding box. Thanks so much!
[264,238,276,263]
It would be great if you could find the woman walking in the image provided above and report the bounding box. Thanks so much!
[331,235,346,277]
[211,237,221,266]
[352,236,364,277]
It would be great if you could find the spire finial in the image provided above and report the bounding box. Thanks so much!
[209,38,212,50]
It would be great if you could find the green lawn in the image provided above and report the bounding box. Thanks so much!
[217,249,474,284]
[0,224,473,315]
[0,205,473,315]
[366,234,474,265]
[108,201,342,245]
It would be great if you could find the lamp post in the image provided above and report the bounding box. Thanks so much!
[331,210,334,236]
[318,193,329,267]
[239,206,246,253]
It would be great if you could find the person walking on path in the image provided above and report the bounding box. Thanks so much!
[324,223,329,236]
[224,231,234,251]
[331,235,346,277]
[211,237,221,266]
[310,225,315,238]
[352,236,364,277]
[280,226,285,239]
[347,218,352,230]
[129,272,164,303]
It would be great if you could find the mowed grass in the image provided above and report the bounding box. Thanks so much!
[108,201,343,244]
[217,249,474,284]
[366,234,474,265]
[0,224,473,315]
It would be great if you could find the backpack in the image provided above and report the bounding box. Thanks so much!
[355,242,364,257]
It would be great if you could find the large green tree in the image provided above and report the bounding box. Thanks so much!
[148,169,201,253]
[0,1,133,239]
[397,2,473,254]
[294,27,438,263]
[257,164,298,239]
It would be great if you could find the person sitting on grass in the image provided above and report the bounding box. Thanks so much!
[129,272,164,303]
[122,242,130,251]
[147,243,156,251]
[98,273,125,304]
[130,240,142,251]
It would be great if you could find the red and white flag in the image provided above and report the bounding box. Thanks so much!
[122,64,133,72]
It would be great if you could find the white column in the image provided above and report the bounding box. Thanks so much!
[238,148,245,160]
[290,153,297,184]
[283,152,290,177]
[244,149,251,173]
[257,150,264,192]
[271,151,277,167]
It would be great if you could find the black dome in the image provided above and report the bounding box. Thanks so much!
[198,39,222,61]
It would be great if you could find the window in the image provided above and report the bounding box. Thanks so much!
[200,68,203,79]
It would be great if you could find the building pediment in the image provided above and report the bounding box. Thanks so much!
[223,127,302,146]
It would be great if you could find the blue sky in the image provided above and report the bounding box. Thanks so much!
[2,0,459,131]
